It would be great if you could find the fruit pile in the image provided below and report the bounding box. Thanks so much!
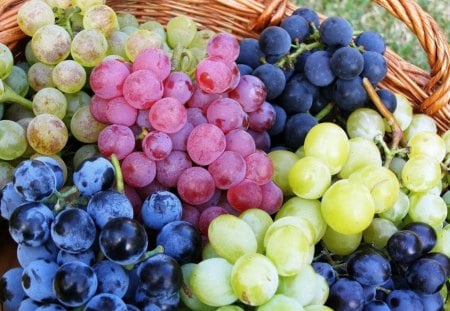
[0,0,449,310]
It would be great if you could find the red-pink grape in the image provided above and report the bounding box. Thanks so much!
[208,151,246,190]
[121,151,156,188]
[225,129,256,158]
[90,59,130,99]
[141,131,173,161]
[186,123,226,165]
[156,150,192,187]
[98,124,136,160]
[244,150,274,185]
[248,101,276,132]
[206,98,249,133]
[227,179,263,212]
[259,181,283,215]
[90,95,109,124]
[123,69,163,109]
[163,71,194,105]
[148,97,187,134]
[177,166,216,206]
[195,57,232,94]
[206,33,240,64]
[106,96,137,126]
[228,74,267,112]
[198,205,228,236]
[132,48,171,81]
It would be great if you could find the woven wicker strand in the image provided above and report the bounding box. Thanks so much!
[0,0,449,132]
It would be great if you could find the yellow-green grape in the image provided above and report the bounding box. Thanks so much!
[403,113,438,142]
[64,91,90,122]
[348,165,400,214]
[83,5,118,37]
[304,122,350,175]
[256,294,304,311]
[43,0,71,9]
[17,118,37,158]
[71,0,105,13]
[363,217,398,247]
[239,208,273,253]
[408,131,446,163]
[31,25,71,65]
[378,189,410,225]
[277,264,318,306]
[121,26,138,35]
[72,144,99,169]
[443,191,450,221]
[443,129,450,153]
[295,145,305,158]
[391,94,413,131]
[321,179,375,234]
[107,31,129,60]
[25,40,39,65]
[71,29,108,67]
[117,12,139,29]
[189,29,216,49]
[32,87,67,119]
[0,80,3,98]
[346,107,385,140]
[0,43,14,80]
[180,263,215,311]
[231,253,279,306]
[216,306,244,311]
[52,60,86,94]
[166,15,197,48]
[125,29,163,62]
[0,120,27,160]
[140,21,166,42]
[268,149,299,196]
[70,105,106,143]
[388,156,406,181]
[309,273,329,305]
[27,114,68,155]
[402,155,441,193]
[28,62,55,91]
[201,241,220,260]
[304,305,334,311]
[408,192,447,228]
[5,66,29,97]
[265,225,310,277]
[321,225,362,256]
[288,156,331,200]
[17,0,55,36]
[431,224,450,258]
[0,161,14,189]
[264,216,315,247]
[275,197,327,244]
[208,214,257,264]
[339,137,382,179]
[189,258,237,307]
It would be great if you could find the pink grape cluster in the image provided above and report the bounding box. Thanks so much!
[88,33,283,238]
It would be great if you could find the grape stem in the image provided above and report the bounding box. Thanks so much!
[0,83,33,110]
[171,43,196,74]
[314,102,335,121]
[123,245,165,270]
[276,41,322,69]
[110,153,124,193]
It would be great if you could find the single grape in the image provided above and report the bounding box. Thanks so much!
[387,230,423,263]
[123,69,163,109]
[361,51,387,85]
[93,260,129,297]
[333,77,369,112]
[326,278,364,311]
[107,30,129,60]
[166,15,197,48]
[288,156,331,199]
[148,97,187,133]
[363,218,398,248]
[87,190,133,228]
[17,0,55,36]
[27,114,68,155]
[277,263,319,306]
[330,46,364,80]
[13,159,57,201]
[83,4,119,37]
[196,57,233,94]
[0,267,27,310]
[401,155,441,193]
[177,167,216,206]
[0,120,27,160]
[52,60,86,94]
[21,259,59,302]
[125,29,163,61]
[72,156,114,197]
[407,192,447,228]
[71,29,108,67]
[32,25,71,65]
[5,65,29,97]
[284,113,318,151]
[141,190,182,230]
[227,179,262,212]
[90,58,131,100]
[355,31,386,54]
[225,129,256,158]
[70,105,106,143]
[97,124,135,159]
[32,87,67,119]
[27,62,55,92]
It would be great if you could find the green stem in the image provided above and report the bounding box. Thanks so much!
[0,83,33,110]
[180,49,196,74]
[110,153,124,193]
[314,102,335,122]
[171,43,184,72]
[124,245,165,270]
[276,41,322,69]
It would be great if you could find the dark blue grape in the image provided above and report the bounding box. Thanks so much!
[21,259,59,302]
[421,252,450,278]
[309,95,329,116]
[402,222,437,253]
[53,261,98,307]
[35,304,67,310]
[84,293,127,311]
[13,159,57,201]
[99,217,148,266]
[156,220,201,264]
[18,297,41,310]
[363,300,391,311]
[236,38,263,69]
[267,104,287,136]
[259,26,292,58]
[361,51,387,85]
[330,46,364,80]
[419,292,444,311]
[347,250,391,286]
[333,77,369,112]
[73,156,115,197]
[17,240,58,267]
[135,286,180,310]
[57,249,96,266]
[375,89,397,112]
[277,76,313,115]
[34,156,64,190]
[304,51,335,87]
[387,230,423,264]
[290,73,319,100]
[87,190,134,228]
[312,261,337,286]
[386,289,424,311]
[362,285,377,304]
[280,15,309,43]
[294,50,312,73]
[0,267,27,310]
[237,63,253,75]
[94,260,129,298]
[284,112,318,150]
[406,257,446,294]
[265,53,284,64]
[355,31,386,54]
[1,182,27,220]
[123,266,140,304]
[252,63,286,100]
[319,16,353,47]
[141,191,182,230]
[326,278,365,311]
[292,7,319,34]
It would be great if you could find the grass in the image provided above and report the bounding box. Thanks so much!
[291,0,450,71]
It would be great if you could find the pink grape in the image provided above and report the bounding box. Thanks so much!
[89,59,130,99]
[225,129,256,158]
[248,101,276,132]
[163,72,194,105]
[136,109,152,130]
[198,206,228,236]
[259,181,283,215]
[186,107,207,126]
[187,84,225,113]
[98,124,135,159]
[206,98,249,133]
[227,179,262,212]
[187,123,226,166]
[228,62,241,90]
[195,57,232,94]
[132,48,171,81]
[169,122,194,151]
[141,131,173,161]
[90,95,109,124]
[182,204,201,229]
[208,151,246,190]
[228,74,267,112]
[156,150,193,187]
[106,96,137,126]
[123,69,163,109]
[248,129,271,152]
[206,33,240,64]
[177,166,216,206]
[121,151,156,188]
[148,97,187,134]
[245,150,274,185]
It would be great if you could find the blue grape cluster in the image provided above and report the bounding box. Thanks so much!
[313,222,450,310]
[0,155,202,310]
[236,7,397,151]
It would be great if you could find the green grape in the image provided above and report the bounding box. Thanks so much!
[189,258,237,307]
[25,40,39,65]
[268,149,299,196]
[28,62,55,91]
[17,0,55,36]
[166,15,197,48]
[125,29,163,61]
[201,241,220,260]
[408,131,446,163]
[321,179,375,234]
[388,156,406,181]
[264,216,315,247]
[403,113,438,142]
[0,43,14,80]
[121,26,139,35]
[208,214,257,263]
[83,5,119,37]
[189,47,206,64]
[0,161,14,189]
[71,29,108,67]
[16,118,36,158]
[140,21,166,42]
[32,87,67,119]
[216,306,244,311]
[304,305,333,311]
[277,264,318,306]
[63,91,90,125]
[431,224,450,257]
[378,189,409,225]
[189,29,216,49]
[295,145,305,158]
[4,103,35,121]
[43,0,71,9]
[321,225,362,255]
[275,197,327,244]
[408,192,447,228]
[239,208,273,253]
[117,12,139,29]
[180,263,215,311]
[363,217,398,247]
[31,25,71,65]
[70,105,106,143]
[309,273,329,305]
[304,122,350,175]
[402,155,441,192]
[390,94,413,131]
[231,253,279,306]
[52,60,86,93]
[71,0,105,13]
[288,156,331,200]
[72,144,99,169]
[443,129,450,153]
[5,66,29,97]
[339,137,382,179]
[256,294,303,311]
[346,107,385,140]
[27,113,68,155]
[107,31,129,60]
[348,165,400,214]
[0,120,27,160]
[265,225,310,277]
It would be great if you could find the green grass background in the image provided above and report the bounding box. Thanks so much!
[292,0,450,71]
